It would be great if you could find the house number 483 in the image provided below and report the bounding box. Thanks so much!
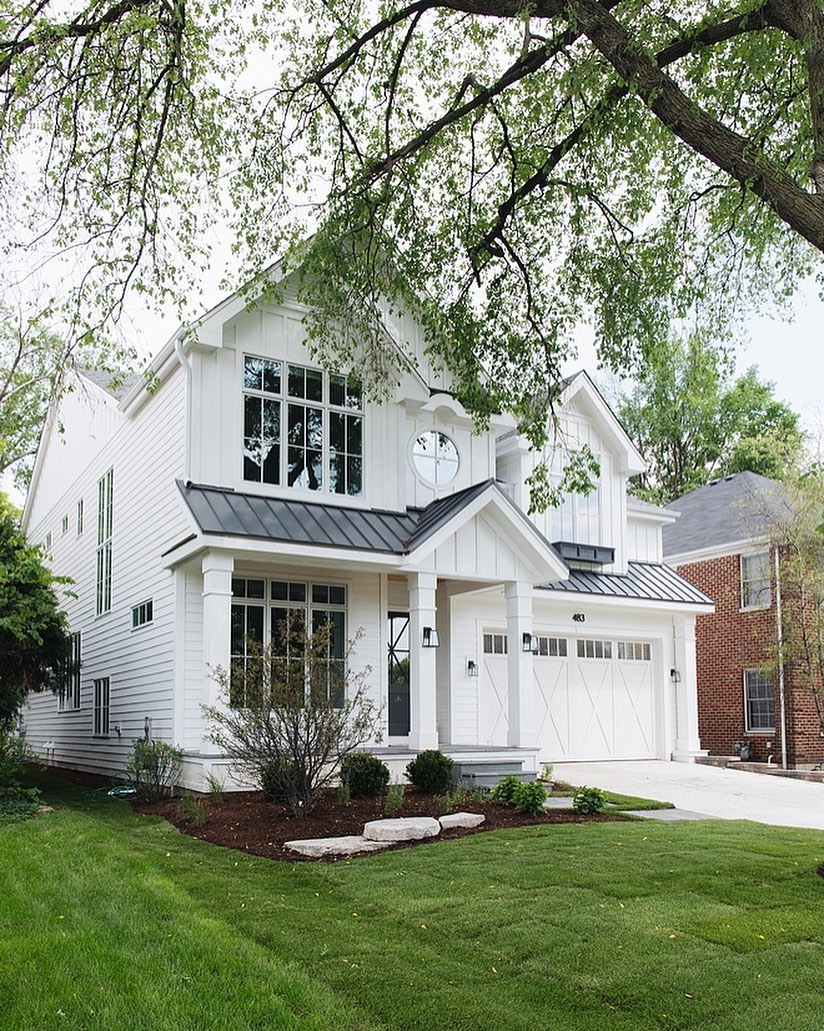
[572,613,586,623]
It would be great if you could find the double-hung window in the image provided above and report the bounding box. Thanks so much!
[744,670,775,732]
[96,468,114,615]
[242,356,363,496]
[741,551,771,610]
[93,677,110,735]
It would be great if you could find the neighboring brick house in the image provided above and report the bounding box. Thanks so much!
[663,471,824,768]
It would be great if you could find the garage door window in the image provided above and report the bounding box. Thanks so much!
[483,633,507,654]
[577,639,612,659]
[537,636,567,657]
[617,641,651,661]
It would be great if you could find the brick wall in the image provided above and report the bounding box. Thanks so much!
[677,550,824,767]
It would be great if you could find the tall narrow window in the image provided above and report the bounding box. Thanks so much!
[58,632,82,711]
[96,468,114,615]
[744,670,775,731]
[93,677,110,735]
[76,498,84,535]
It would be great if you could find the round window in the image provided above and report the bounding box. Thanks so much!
[412,431,460,485]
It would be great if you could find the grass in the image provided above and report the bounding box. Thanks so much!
[551,781,674,810]
[3,769,824,1030]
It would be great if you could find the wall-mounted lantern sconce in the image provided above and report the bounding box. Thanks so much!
[466,658,479,677]
[670,668,681,683]
[522,632,539,654]
[422,626,440,648]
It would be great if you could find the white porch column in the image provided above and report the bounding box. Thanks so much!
[408,572,439,750]
[506,581,535,748]
[201,551,234,712]
[671,614,707,762]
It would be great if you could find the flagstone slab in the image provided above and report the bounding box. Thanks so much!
[285,835,392,858]
[363,817,441,841]
[439,812,486,830]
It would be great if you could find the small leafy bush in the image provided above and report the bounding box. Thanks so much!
[491,775,522,804]
[573,786,608,814]
[261,759,296,803]
[539,762,554,783]
[383,783,405,815]
[0,734,32,791]
[126,740,183,800]
[406,750,454,794]
[513,780,548,816]
[336,782,351,806]
[340,753,390,798]
[205,771,224,802]
[0,793,40,826]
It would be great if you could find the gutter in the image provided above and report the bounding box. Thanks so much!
[774,546,788,770]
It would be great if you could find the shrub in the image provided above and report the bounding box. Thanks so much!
[126,740,183,800]
[336,782,351,806]
[205,625,383,817]
[0,792,40,826]
[539,762,554,783]
[573,785,608,814]
[384,783,405,815]
[205,771,224,802]
[340,752,390,798]
[0,734,32,791]
[261,759,295,803]
[406,750,454,794]
[513,780,548,816]
[491,774,522,805]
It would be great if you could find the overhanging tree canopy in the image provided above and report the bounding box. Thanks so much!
[2,0,823,457]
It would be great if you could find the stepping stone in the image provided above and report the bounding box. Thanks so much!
[544,797,575,810]
[363,817,441,841]
[439,812,486,830]
[285,835,392,858]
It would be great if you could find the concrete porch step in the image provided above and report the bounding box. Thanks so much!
[452,760,534,789]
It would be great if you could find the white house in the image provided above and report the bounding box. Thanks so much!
[22,272,711,789]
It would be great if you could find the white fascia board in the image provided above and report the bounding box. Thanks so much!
[562,372,645,476]
[402,486,569,583]
[162,533,408,573]
[627,503,679,526]
[664,536,771,568]
[535,588,715,616]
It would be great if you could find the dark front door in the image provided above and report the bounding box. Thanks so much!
[388,611,411,736]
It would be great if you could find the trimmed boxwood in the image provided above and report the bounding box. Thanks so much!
[406,749,454,794]
[340,753,390,798]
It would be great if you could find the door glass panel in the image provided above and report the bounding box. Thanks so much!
[388,611,411,736]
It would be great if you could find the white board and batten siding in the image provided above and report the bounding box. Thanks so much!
[23,369,190,775]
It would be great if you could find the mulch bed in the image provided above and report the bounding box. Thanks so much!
[133,788,625,862]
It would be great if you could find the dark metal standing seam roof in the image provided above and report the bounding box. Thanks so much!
[538,561,713,606]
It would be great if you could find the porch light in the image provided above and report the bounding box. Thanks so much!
[670,668,681,683]
[422,626,440,648]
[522,632,539,654]
[466,658,479,677]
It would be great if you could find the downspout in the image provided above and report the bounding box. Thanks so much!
[774,546,788,770]
[173,330,193,484]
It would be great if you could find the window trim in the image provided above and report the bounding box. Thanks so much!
[58,632,82,712]
[740,551,772,611]
[743,669,775,733]
[131,599,154,630]
[96,468,114,616]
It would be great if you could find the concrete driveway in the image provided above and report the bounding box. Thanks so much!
[552,760,824,831]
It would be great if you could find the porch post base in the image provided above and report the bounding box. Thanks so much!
[408,731,440,751]
[671,747,709,763]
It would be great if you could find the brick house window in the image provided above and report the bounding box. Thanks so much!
[744,670,775,732]
[741,551,771,610]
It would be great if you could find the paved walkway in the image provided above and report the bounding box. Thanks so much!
[552,760,824,831]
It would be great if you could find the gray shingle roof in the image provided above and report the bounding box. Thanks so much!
[663,471,789,557]
[81,368,142,400]
[538,561,712,605]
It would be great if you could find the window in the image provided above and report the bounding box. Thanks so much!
[93,677,110,735]
[744,670,775,732]
[58,632,81,711]
[412,431,460,485]
[741,552,771,609]
[242,356,363,496]
[61,514,69,535]
[45,531,52,550]
[577,639,612,659]
[547,448,602,546]
[537,636,567,657]
[96,468,114,615]
[617,641,651,661]
[483,632,508,654]
[131,599,153,629]
[76,498,84,535]
[230,578,347,707]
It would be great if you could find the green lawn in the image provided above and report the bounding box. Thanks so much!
[3,770,824,1030]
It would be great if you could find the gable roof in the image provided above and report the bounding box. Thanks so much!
[560,372,645,476]
[663,471,789,559]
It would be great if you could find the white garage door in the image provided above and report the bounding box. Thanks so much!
[482,632,658,758]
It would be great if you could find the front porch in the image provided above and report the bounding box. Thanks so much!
[370,743,542,784]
